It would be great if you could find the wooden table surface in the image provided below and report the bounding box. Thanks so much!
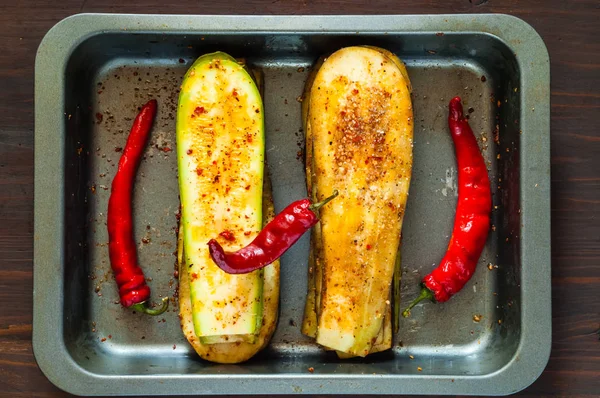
[1,0,598,397]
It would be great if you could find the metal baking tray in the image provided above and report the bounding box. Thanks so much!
[33,13,551,396]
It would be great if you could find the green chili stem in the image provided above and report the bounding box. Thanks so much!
[130,297,169,316]
[309,190,339,212]
[402,287,435,318]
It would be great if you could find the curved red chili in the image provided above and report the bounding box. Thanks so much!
[403,96,491,316]
[208,190,338,274]
[107,99,168,315]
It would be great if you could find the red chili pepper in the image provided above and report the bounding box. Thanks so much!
[403,96,491,316]
[208,190,339,274]
[107,99,168,315]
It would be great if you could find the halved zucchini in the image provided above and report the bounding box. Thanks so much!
[302,46,413,357]
[177,52,279,362]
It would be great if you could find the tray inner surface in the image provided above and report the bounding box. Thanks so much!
[62,32,521,377]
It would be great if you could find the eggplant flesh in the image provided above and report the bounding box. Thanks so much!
[302,46,413,357]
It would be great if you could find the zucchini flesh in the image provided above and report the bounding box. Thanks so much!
[305,46,413,356]
[178,173,280,363]
[177,52,264,343]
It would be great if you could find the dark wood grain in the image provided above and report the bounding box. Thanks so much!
[0,0,598,396]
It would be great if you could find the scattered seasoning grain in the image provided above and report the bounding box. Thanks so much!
[409,355,414,360]
[417,367,423,372]
[101,337,107,342]
[219,230,235,241]
[473,314,482,322]
[308,367,314,373]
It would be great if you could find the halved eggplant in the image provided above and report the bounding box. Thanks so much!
[301,56,394,355]
[302,46,413,357]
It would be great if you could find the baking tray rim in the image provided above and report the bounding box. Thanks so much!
[33,13,551,396]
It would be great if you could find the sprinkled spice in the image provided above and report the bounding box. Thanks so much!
[219,230,235,242]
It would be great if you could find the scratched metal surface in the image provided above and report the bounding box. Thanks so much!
[33,14,550,396]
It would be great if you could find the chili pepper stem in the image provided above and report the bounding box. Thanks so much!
[309,190,339,212]
[402,287,435,318]
[130,297,169,316]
